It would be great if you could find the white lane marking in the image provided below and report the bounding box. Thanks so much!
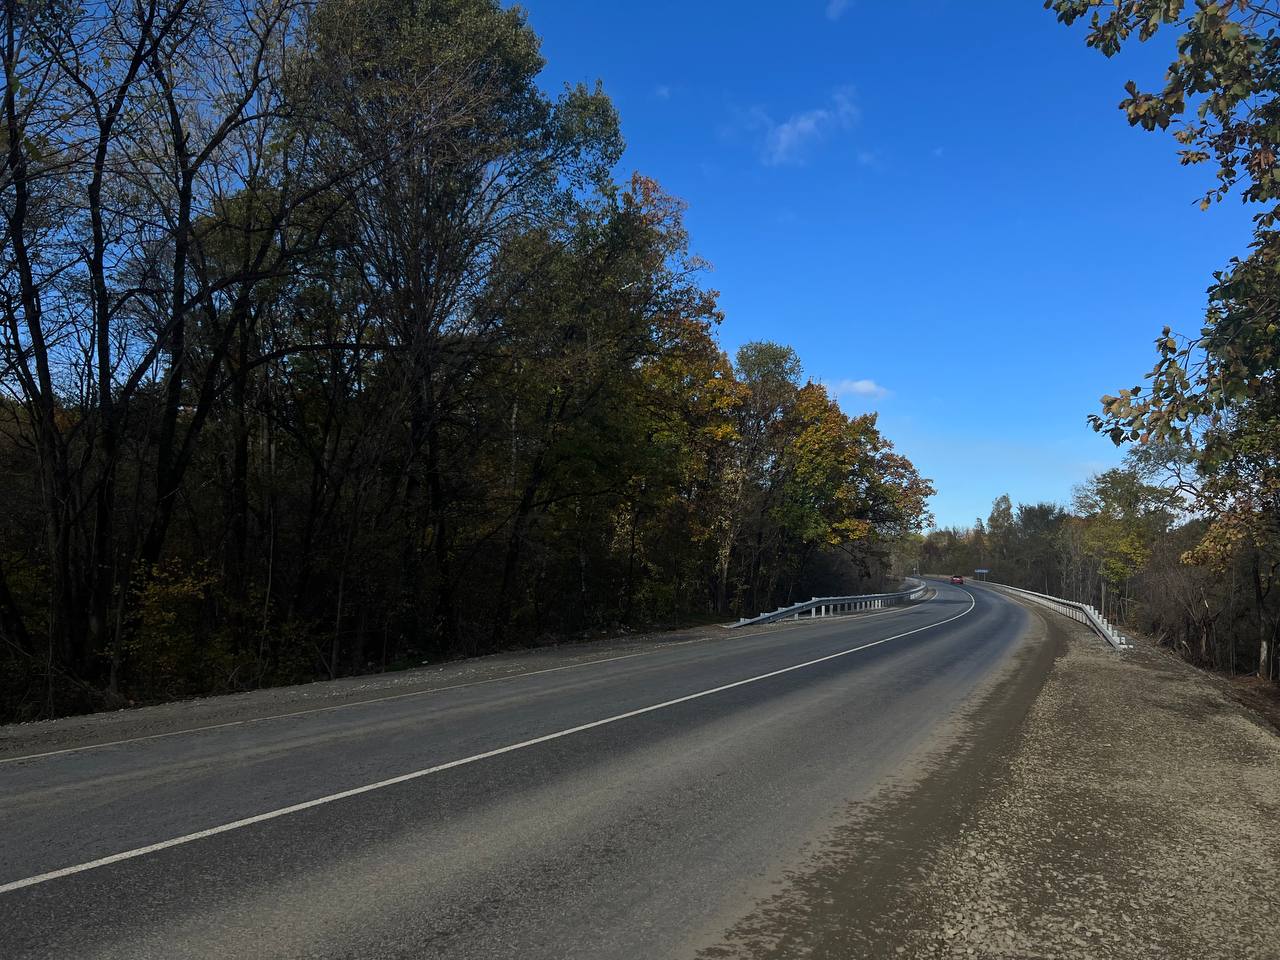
[0,595,928,766]
[0,592,974,895]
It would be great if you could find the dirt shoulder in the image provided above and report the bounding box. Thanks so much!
[699,603,1280,960]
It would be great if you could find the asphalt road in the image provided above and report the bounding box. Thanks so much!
[0,581,1033,959]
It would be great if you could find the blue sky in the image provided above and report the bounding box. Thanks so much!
[517,0,1256,529]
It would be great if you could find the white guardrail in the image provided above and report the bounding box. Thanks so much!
[976,580,1132,651]
[729,577,929,628]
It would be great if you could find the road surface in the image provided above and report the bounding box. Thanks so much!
[1,581,1036,959]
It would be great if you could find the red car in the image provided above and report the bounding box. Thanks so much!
[950,575,964,585]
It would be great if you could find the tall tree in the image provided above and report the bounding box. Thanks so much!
[302,0,621,653]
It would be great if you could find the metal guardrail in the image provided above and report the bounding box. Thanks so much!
[729,578,929,628]
[976,580,1133,651]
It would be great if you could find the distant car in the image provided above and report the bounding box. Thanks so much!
[950,575,964,585]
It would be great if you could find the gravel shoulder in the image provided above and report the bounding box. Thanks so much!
[697,601,1280,960]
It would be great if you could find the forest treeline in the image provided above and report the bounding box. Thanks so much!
[0,0,932,719]
[917,451,1276,681]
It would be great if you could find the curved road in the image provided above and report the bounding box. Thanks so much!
[0,581,1034,959]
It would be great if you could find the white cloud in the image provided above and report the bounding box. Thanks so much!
[826,0,851,20]
[829,378,889,399]
[654,84,672,100]
[760,88,858,166]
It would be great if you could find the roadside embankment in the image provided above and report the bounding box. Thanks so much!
[700,602,1280,960]
[900,610,1280,959]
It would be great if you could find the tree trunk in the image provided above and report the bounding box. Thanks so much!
[425,414,459,655]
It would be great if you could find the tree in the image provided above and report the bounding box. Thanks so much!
[301,0,621,653]
[477,174,721,645]
[1050,0,1280,681]
[711,342,801,613]
[1012,503,1068,593]
[1181,398,1280,679]
[986,494,1015,572]
[1072,468,1176,621]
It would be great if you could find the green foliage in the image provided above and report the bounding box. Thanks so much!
[125,563,228,701]
[1072,468,1177,584]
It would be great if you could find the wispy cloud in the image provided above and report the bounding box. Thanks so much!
[654,84,672,100]
[826,0,852,20]
[758,88,858,166]
[828,378,889,400]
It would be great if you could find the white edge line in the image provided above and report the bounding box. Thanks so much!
[0,589,975,895]
[0,595,928,766]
